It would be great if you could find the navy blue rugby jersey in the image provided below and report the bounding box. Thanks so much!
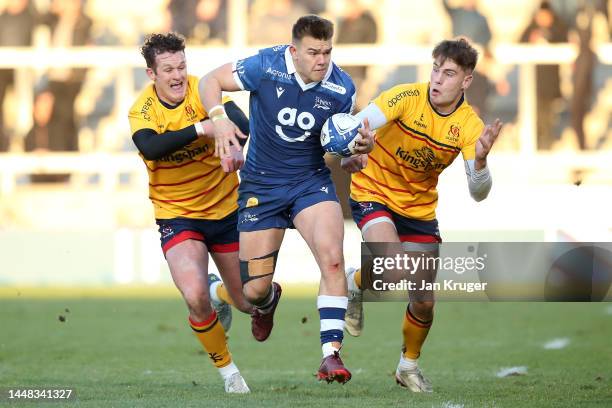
[232,45,356,180]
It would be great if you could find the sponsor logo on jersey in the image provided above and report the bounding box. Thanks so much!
[447,124,460,143]
[141,96,154,121]
[275,107,315,142]
[321,81,346,95]
[413,113,427,129]
[266,67,292,81]
[314,96,332,110]
[395,146,445,171]
[276,86,285,98]
[387,89,420,107]
[246,197,259,208]
[320,186,329,194]
[160,144,209,164]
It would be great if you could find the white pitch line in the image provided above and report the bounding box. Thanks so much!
[441,402,464,408]
[496,366,528,378]
[543,338,570,350]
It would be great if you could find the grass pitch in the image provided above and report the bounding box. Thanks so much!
[1,291,611,407]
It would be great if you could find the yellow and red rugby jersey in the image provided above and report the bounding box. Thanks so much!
[351,82,484,221]
[128,75,238,220]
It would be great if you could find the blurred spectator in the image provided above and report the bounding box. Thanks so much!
[39,0,93,153]
[168,0,228,44]
[24,89,69,182]
[248,0,307,45]
[520,1,569,150]
[570,3,597,150]
[465,52,496,120]
[0,0,38,151]
[336,0,378,109]
[442,0,492,50]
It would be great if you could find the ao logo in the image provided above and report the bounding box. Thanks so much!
[276,107,315,142]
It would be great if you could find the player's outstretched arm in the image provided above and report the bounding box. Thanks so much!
[199,63,246,158]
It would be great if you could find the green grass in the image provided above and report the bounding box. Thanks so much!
[1,296,611,407]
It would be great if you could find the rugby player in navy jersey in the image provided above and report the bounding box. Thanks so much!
[199,15,374,383]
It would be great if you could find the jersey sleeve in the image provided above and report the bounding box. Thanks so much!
[128,94,159,134]
[232,52,264,92]
[460,115,485,161]
[371,84,418,123]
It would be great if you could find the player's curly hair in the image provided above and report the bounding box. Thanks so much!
[140,32,185,72]
[432,38,478,73]
[292,15,334,42]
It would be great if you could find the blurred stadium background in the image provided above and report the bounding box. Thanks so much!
[0,0,610,286]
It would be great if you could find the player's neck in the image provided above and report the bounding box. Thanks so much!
[430,93,464,116]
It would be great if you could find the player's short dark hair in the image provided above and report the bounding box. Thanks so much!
[292,15,334,42]
[140,32,185,72]
[432,38,478,73]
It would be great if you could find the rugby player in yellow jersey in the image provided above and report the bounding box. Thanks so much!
[128,32,257,393]
[341,38,503,392]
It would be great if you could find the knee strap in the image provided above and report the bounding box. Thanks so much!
[239,250,279,285]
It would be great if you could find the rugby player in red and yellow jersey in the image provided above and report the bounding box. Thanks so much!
[341,38,503,392]
[128,33,254,393]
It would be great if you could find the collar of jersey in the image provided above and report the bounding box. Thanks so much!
[426,84,465,117]
[284,46,333,91]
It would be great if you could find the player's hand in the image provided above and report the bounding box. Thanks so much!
[341,154,368,173]
[220,144,244,173]
[353,118,375,154]
[211,116,247,158]
[475,118,503,169]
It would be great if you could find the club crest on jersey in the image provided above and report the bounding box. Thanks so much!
[447,124,461,142]
[314,96,332,110]
[185,104,197,122]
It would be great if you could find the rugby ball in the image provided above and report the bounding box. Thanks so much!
[320,113,361,157]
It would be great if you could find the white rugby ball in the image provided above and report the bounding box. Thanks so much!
[320,113,362,158]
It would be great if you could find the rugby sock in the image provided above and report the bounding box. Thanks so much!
[189,312,232,369]
[318,295,348,357]
[401,304,433,359]
[210,280,234,307]
[253,283,275,314]
[217,361,240,380]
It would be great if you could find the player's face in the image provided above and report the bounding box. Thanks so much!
[146,51,187,105]
[290,36,332,84]
[429,57,473,114]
